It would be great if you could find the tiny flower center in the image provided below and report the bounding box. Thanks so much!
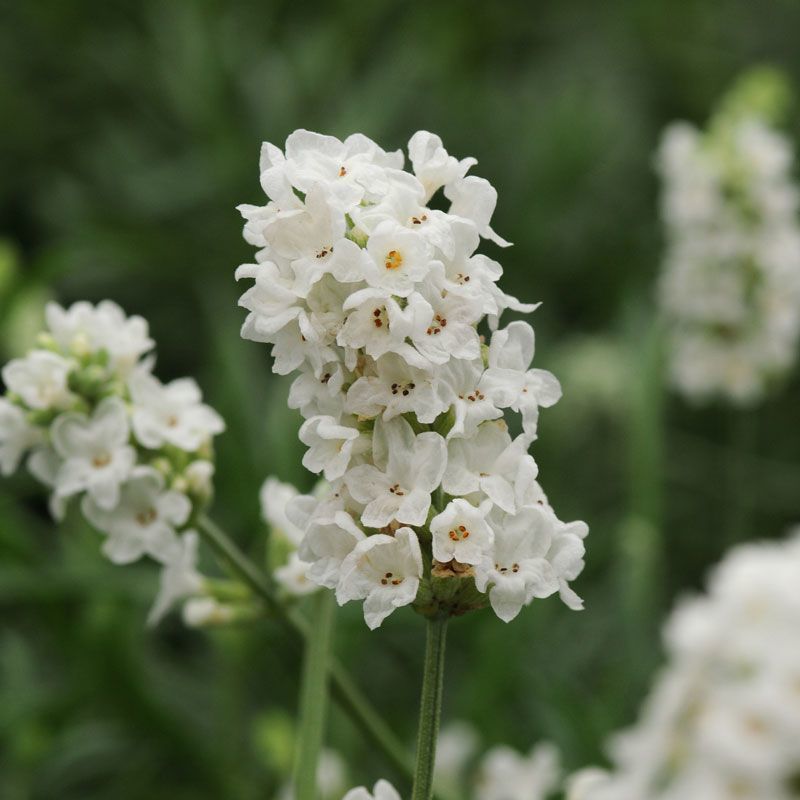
[455,272,471,284]
[338,165,347,177]
[390,381,416,397]
[315,245,334,260]
[321,372,332,384]
[496,562,520,574]
[380,571,403,586]
[426,314,447,336]
[166,415,179,428]
[92,453,111,468]
[448,524,471,542]
[410,213,428,225]
[388,483,405,496]
[384,250,404,270]
[136,507,158,526]
[465,388,485,402]
[372,307,387,329]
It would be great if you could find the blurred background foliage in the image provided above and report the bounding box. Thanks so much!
[2,1,800,798]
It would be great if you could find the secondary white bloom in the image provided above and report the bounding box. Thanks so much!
[0,300,227,628]
[435,721,480,790]
[345,418,446,529]
[346,353,452,424]
[431,498,494,566]
[277,748,348,800]
[148,530,205,625]
[274,551,320,596]
[2,350,75,410]
[442,422,538,514]
[0,398,41,475]
[337,527,423,629]
[129,369,225,451]
[82,466,190,565]
[45,300,153,374]
[408,130,476,203]
[474,505,560,622]
[236,129,587,626]
[657,71,800,405]
[487,322,562,441]
[182,597,237,628]
[299,415,364,481]
[298,510,366,589]
[260,477,305,546]
[568,531,800,800]
[51,396,136,510]
[342,779,402,800]
[476,742,561,800]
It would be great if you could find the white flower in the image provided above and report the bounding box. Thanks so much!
[474,505,559,622]
[265,184,369,296]
[298,510,366,589]
[289,362,349,418]
[569,531,800,800]
[363,220,436,297]
[148,530,204,625]
[184,459,215,497]
[338,287,432,368]
[182,597,236,628]
[346,353,453,424]
[81,466,190,565]
[431,498,494,566]
[2,350,74,410]
[260,476,304,546]
[441,358,506,439]
[299,415,364,482]
[445,175,510,247]
[476,742,561,800]
[547,515,589,611]
[408,130,476,203]
[487,321,562,440]
[410,271,483,365]
[435,721,479,790]
[0,398,41,475]
[277,748,347,800]
[45,300,153,374]
[442,422,538,514]
[345,418,446,529]
[337,527,422,629]
[275,551,320,596]
[50,396,136,510]
[342,779,402,800]
[128,369,224,451]
[657,87,800,405]
[261,129,405,213]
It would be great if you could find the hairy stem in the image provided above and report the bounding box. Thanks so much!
[411,615,448,800]
[294,590,336,800]
[195,515,413,778]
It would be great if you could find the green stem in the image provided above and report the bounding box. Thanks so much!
[195,515,413,778]
[294,590,336,800]
[411,615,448,800]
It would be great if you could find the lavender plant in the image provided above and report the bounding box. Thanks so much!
[236,129,589,799]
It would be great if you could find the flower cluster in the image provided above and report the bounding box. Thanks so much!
[569,532,800,800]
[436,721,561,800]
[657,70,800,405]
[0,300,227,623]
[236,129,588,628]
[341,722,560,800]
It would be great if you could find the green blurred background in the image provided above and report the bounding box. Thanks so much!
[2,1,800,797]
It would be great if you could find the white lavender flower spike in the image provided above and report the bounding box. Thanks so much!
[237,129,588,627]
